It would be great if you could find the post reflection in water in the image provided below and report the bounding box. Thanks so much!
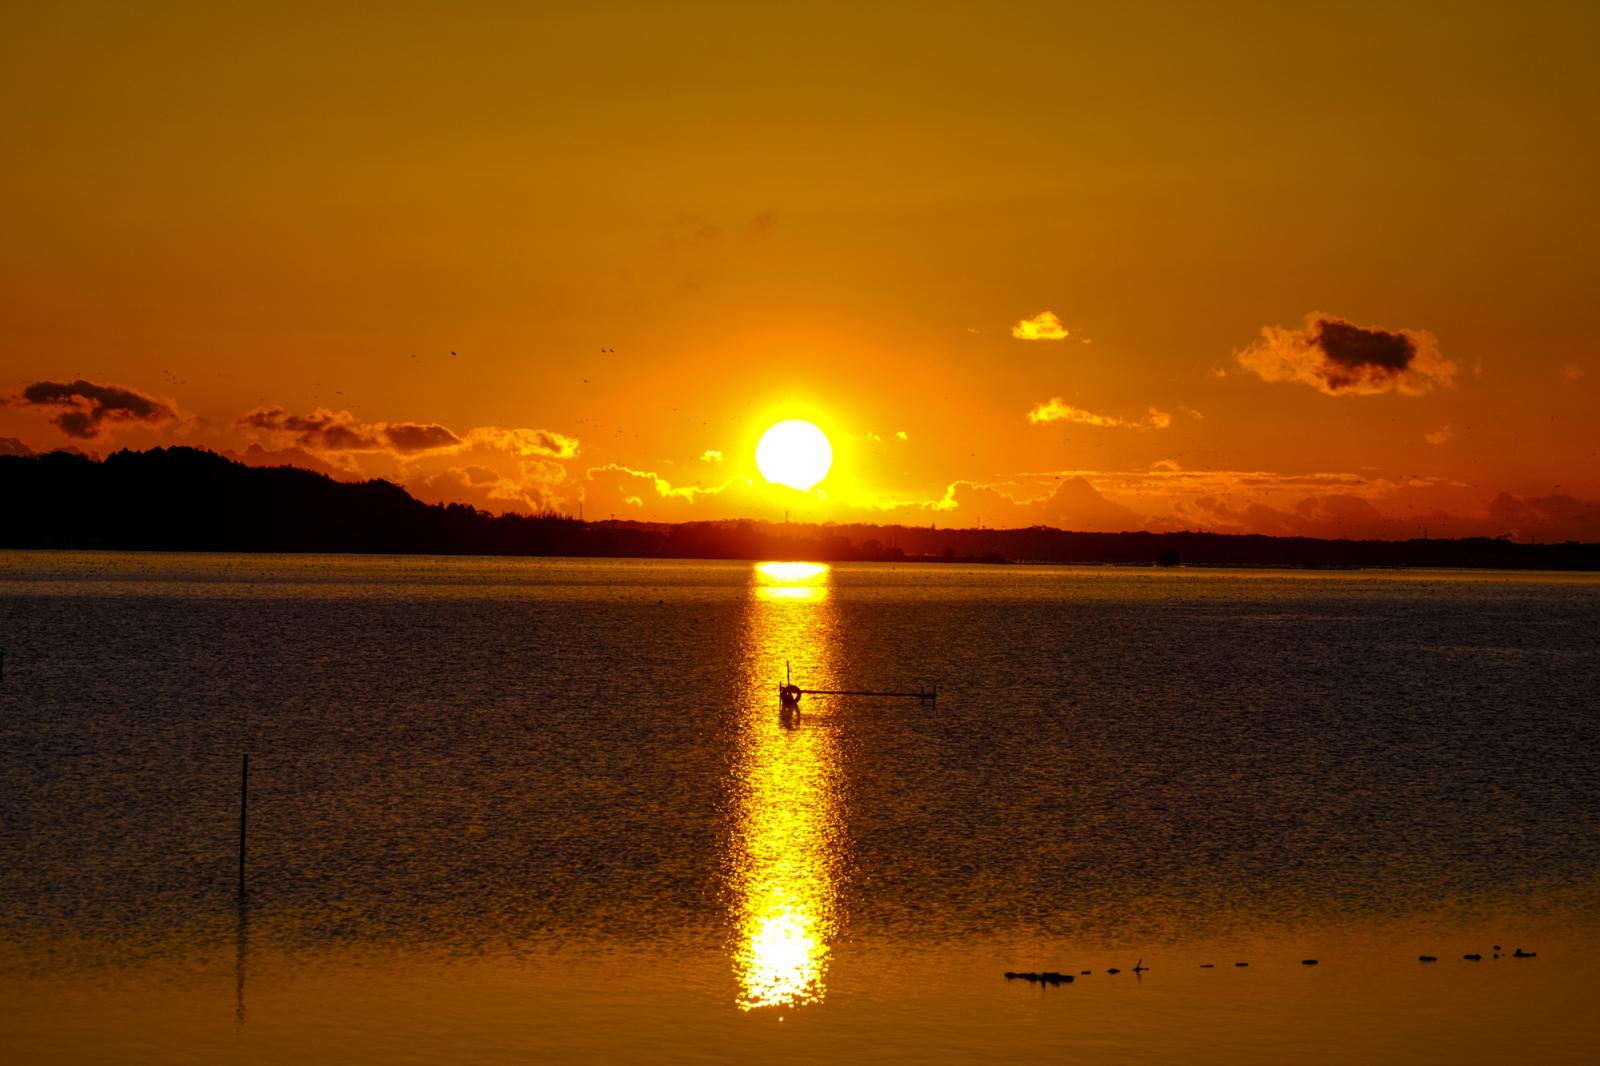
[729,561,847,1011]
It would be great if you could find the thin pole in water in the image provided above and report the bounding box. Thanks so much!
[238,753,249,900]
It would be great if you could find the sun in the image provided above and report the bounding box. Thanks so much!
[756,420,833,491]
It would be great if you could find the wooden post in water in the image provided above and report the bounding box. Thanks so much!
[238,753,249,900]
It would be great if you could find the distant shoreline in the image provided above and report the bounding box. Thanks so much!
[7,546,1600,581]
[3,446,1597,571]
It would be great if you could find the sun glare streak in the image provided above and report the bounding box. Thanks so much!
[756,561,828,583]
[730,561,844,1010]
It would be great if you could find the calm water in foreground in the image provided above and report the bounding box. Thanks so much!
[1,552,1597,1063]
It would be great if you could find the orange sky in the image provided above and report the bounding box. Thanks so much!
[2,3,1596,540]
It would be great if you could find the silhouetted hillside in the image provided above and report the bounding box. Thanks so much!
[1,447,1595,569]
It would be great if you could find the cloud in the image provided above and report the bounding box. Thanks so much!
[0,436,33,456]
[1559,363,1585,381]
[384,422,463,453]
[1011,311,1069,341]
[228,442,350,478]
[1168,486,1600,543]
[1236,312,1455,396]
[1425,425,1453,445]
[19,379,176,439]
[241,406,462,454]
[748,208,778,240]
[463,426,580,459]
[1486,493,1600,542]
[239,407,383,451]
[584,463,722,513]
[1027,399,1172,430]
[700,449,724,465]
[896,430,909,441]
[408,463,567,515]
[240,407,575,460]
[896,476,1141,532]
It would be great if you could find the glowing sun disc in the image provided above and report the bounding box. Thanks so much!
[756,420,833,490]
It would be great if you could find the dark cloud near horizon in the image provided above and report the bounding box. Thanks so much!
[385,422,463,453]
[240,406,461,454]
[1237,313,1455,395]
[19,379,176,438]
[0,436,34,456]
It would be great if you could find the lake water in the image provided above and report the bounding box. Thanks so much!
[1,552,1597,1063]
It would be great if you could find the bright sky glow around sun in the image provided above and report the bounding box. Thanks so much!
[0,5,1596,540]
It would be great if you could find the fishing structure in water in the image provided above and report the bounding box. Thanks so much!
[778,660,936,712]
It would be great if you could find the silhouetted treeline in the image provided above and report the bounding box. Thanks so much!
[1,447,1595,569]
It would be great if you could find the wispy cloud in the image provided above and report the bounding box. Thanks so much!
[1236,312,1455,396]
[1011,311,1069,341]
[584,463,723,509]
[463,426,579,459]
[1027,398,1171,430]
[239,406,579,461]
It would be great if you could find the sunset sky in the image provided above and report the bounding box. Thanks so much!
[3,3,1596,540]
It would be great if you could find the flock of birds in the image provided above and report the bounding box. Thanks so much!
[1005,947,1538,986]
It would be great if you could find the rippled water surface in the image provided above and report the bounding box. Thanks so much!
[1,553,1597,1063]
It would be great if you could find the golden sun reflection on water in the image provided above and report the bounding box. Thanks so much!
[731,562,844,1011]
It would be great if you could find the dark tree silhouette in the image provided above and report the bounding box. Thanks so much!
[0,446,1594,568]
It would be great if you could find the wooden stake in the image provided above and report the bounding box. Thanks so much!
[238,753,249,900]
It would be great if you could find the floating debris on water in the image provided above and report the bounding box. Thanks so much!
[1419,956,1438,962]
[1004,971,1074,985]
[1301,959,1318,966]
